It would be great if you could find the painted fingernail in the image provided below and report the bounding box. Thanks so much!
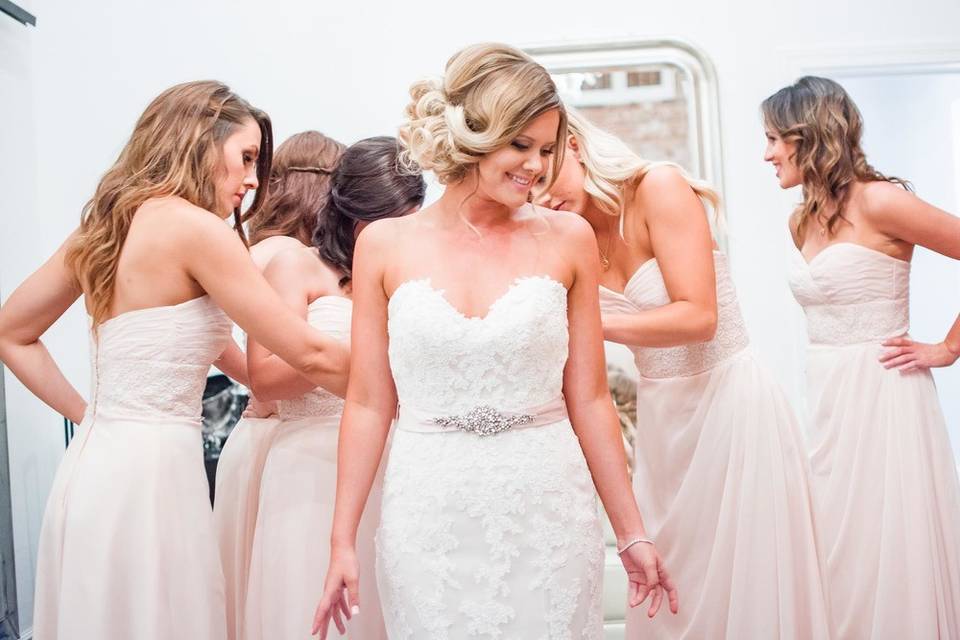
[351,605,360,616]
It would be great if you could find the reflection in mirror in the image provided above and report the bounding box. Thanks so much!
[527,39,725,197]
[552,65,697,175]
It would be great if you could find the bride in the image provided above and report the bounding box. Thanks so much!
[311,43,677,639]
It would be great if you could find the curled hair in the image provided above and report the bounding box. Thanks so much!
[762,76,910,239]
[313,136,426,287]
[565,107,720,233]
[65,80,273,325]
[247,131,345,245]
[399,42,567,185]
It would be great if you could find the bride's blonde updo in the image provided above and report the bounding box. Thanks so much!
[399,42,566,184]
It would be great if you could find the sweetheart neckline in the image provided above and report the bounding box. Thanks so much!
[390,275,566,321]
[598,250,728,298]
[798,241,910,268]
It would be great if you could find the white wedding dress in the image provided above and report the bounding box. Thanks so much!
[376,275,605,640]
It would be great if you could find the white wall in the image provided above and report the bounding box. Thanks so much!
[3,0,960,631]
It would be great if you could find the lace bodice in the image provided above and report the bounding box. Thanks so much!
[387,276,568,413]
[788,243,910,345]
[90,296,231,419]
[598,252,749,378]
[277,296,351,419]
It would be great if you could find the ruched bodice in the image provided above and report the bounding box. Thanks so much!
[387,276,568,412]
[90,296,230,420]
[277,296,351,419]
[598,252,749,378]
[788,242,910,345]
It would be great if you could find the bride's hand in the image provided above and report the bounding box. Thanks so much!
[620,540,679,618]
[311,546,359,638]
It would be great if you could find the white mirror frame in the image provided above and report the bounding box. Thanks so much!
[524,37,726,201]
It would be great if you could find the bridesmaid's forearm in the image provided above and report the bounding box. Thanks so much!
[247,352,322,401]
[213,340,248,386]
[0,340,86,424]
[603,301,717,348]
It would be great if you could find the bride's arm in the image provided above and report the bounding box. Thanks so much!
[867,182,960,370]
[556,211,678,617]
[0,234,87,424]
[601,166,718,348]
[313,222,398,638]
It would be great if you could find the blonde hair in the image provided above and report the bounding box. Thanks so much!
[247,130,345,245]
[65,80,273,325]
[565,107,720,234]
[761,76,910,239]
[399,42,566,185]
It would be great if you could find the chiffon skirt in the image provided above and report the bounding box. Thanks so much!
[626,351,831,639]
[244,416,386,639]
[33,412,226,640]
[806,342,960,639]
[213,416,281,640]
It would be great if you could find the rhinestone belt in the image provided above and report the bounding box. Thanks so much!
[397,397,568,437]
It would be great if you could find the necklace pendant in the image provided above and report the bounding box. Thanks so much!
[599,254,611,271]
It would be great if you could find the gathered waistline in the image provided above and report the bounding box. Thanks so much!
[637,344,751,380]
[82,410,202,428]
[807,338,900,350]
[273,413,342,425]
[397,396,568,436]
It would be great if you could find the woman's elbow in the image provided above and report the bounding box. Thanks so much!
[247,369,282,402]
[299,342,350,382]
[0,330,19,365]
[692,308,719,343]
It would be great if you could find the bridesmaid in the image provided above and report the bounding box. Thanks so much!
[534,108,831,638]
[243,136,425,640]
[763,75,960,639]
[214,129,345,640]
[0,81,349,640]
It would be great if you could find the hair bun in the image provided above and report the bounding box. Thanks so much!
[399,42,564,185]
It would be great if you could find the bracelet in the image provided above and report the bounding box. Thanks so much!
[616,537,655,555]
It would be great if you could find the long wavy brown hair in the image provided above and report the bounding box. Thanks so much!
[246,131,345,245]
[65,80,273,325]
[762,76,910,239]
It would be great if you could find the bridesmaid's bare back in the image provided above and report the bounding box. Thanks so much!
[102,196,231,321]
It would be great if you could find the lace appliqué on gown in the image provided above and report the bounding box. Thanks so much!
[378,276,604,640]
